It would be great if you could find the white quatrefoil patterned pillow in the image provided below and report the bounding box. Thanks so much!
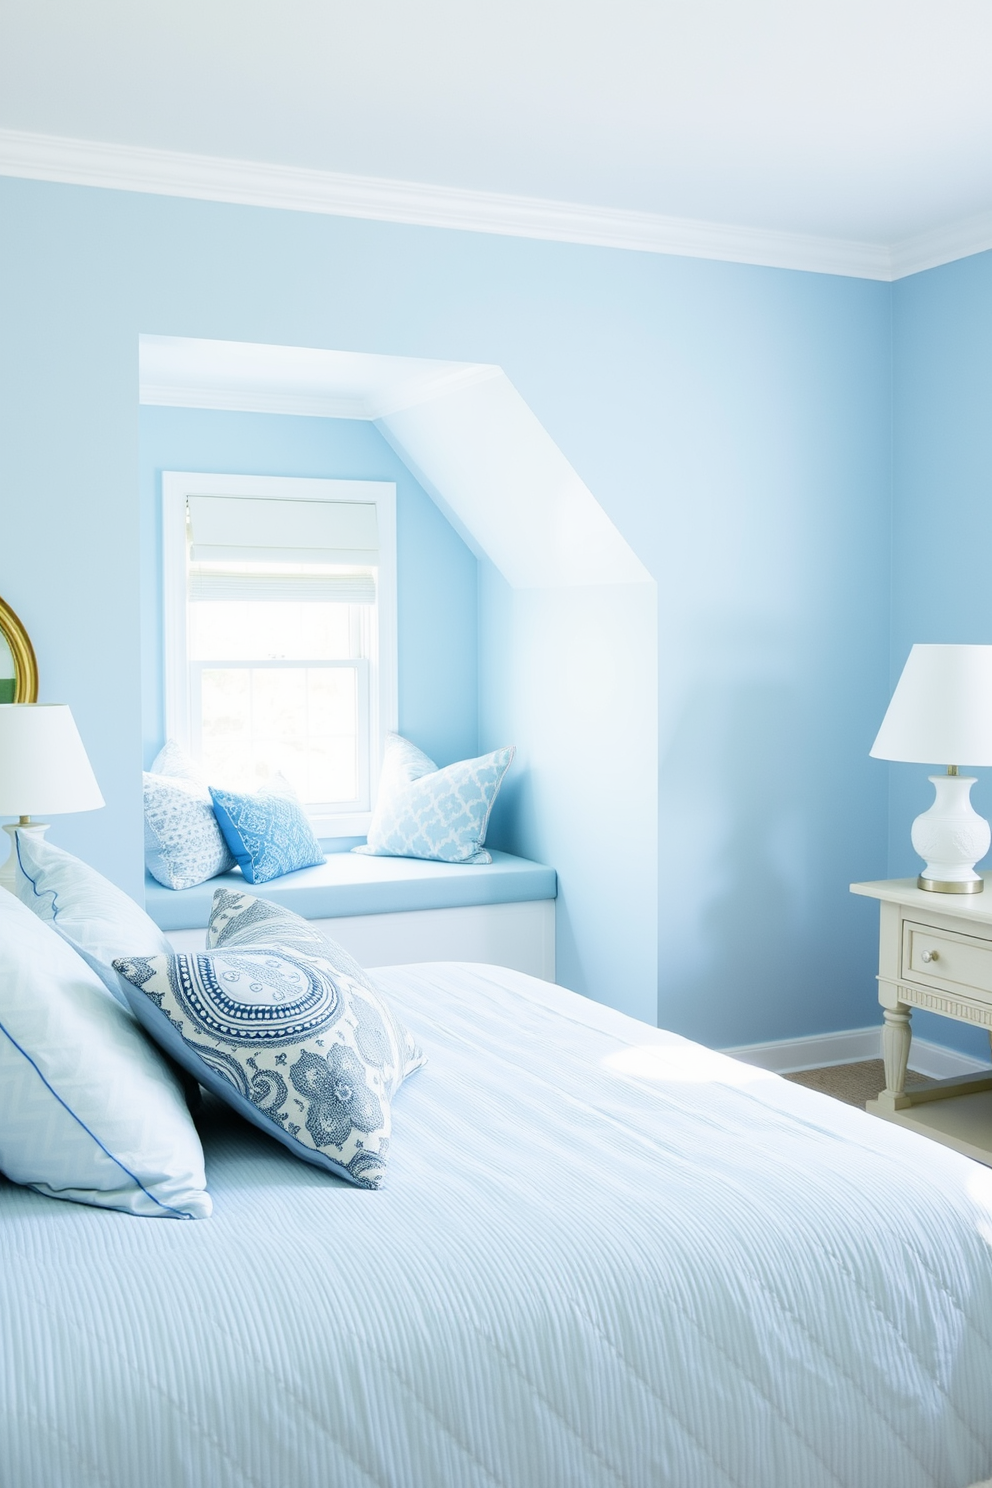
[355,732,514,865]
[112,945,425,1189]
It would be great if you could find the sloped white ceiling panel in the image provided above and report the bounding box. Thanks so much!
[376,372,650,589]
[138,336,651,590]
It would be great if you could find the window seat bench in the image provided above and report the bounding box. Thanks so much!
[145,850,557,979]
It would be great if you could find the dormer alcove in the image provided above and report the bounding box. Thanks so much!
[138,335,659,1022]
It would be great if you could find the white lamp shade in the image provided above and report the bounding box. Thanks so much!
[871,644,992,766]
[0,704,105,816]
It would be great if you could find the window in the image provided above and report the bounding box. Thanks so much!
[163,474,397,837]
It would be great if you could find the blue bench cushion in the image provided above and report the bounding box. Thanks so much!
[144,850,557,932]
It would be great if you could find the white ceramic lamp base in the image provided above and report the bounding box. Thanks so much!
[0,820,50,894]
[911,774,990,893]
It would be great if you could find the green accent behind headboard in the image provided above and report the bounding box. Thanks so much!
[0,679,14,703]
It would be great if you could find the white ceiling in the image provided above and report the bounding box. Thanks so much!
[4,0,992,258]
[139,336,652,589]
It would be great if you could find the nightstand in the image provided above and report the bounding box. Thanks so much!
[851,876,992,1165]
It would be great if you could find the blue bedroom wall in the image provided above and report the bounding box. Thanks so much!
[137,406,479,803]
[0,172,893,1050]
[479,565,659,1022]
[889,249,992,1059]
[485,250,892,1042]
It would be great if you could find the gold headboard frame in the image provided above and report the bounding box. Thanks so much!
[0,594,39,703]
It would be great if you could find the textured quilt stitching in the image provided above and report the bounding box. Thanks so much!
[2,1259,270,1488]
[585,1276,848,1488]
[13,1396,116,1488]
[0,1018,193,1220]
[743,1260,942,1476]
[562,1293,745,1488]
[469,1321,634,1488]
[304,1315,511,1488]
[911,1243,992,1358]
[805,1234,992,1458]
[202,1310,392,1488]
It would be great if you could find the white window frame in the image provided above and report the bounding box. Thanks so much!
[162,471,397,839]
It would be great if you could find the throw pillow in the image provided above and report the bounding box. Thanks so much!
[143,770,236,891]
[206,887,425,1085]
[0,891,210,1219]
[209,780,324,885]
[15,832,173,974]
[354,732,514,864]
[112,942,423,1188]
[150,738,205,784]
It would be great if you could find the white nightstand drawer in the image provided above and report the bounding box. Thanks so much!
[902,920,992,998]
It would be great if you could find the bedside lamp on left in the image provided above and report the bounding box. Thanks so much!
[0,704,105,892]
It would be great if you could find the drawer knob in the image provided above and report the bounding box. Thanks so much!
[921,949,939,963]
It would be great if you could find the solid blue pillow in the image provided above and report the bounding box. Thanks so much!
[208,781,324,885]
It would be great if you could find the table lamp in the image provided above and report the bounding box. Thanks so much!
[0,704,105,891]
[870,643,992,893]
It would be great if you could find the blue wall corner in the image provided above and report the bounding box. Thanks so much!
[888,249,992,1059]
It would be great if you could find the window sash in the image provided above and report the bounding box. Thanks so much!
[189,658,370,813]
[162,473,398,839]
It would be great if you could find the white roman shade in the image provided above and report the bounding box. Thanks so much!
[187,495,379,565]
[188,570,377,604]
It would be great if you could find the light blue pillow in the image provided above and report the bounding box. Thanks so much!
[0,890,210,1219]
[112,943,424,1189]
[206,887,425,1084]
[209,781,324,885]
[150,738,203,784]
[144,771,236,891]
[355,733,514,865]
[15,831,173,976]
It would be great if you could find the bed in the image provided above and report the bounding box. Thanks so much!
[3,960,992,1488]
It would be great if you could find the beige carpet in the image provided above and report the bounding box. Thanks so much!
[784,1059,934,1109]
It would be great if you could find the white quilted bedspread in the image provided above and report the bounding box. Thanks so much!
[2,962,992,1488]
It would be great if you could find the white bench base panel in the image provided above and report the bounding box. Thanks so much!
[167,897,556,981]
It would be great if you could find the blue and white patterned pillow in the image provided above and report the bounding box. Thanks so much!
[205,887,425,1083]
[144,771,235,891]
[209,781,324,885]
[355,733,514,865]
[112,943,424,1189]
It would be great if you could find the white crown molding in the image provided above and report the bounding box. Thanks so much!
[7,127,992,282]
[889,210,992,280]
[0,126,895,281]
[724,1025,989,1079]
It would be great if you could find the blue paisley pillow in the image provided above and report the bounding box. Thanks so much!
[205,888,425,1085]
[112,945,424,1189]
[355,733,514,865]
[209,780,324,885]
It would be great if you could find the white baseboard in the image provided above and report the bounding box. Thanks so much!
[723,1026,990,1080]
[908,1037,991,1080]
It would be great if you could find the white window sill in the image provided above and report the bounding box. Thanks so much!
[309,809,371,841]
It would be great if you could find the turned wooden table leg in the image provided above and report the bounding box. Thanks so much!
[878,1005,912,1110]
